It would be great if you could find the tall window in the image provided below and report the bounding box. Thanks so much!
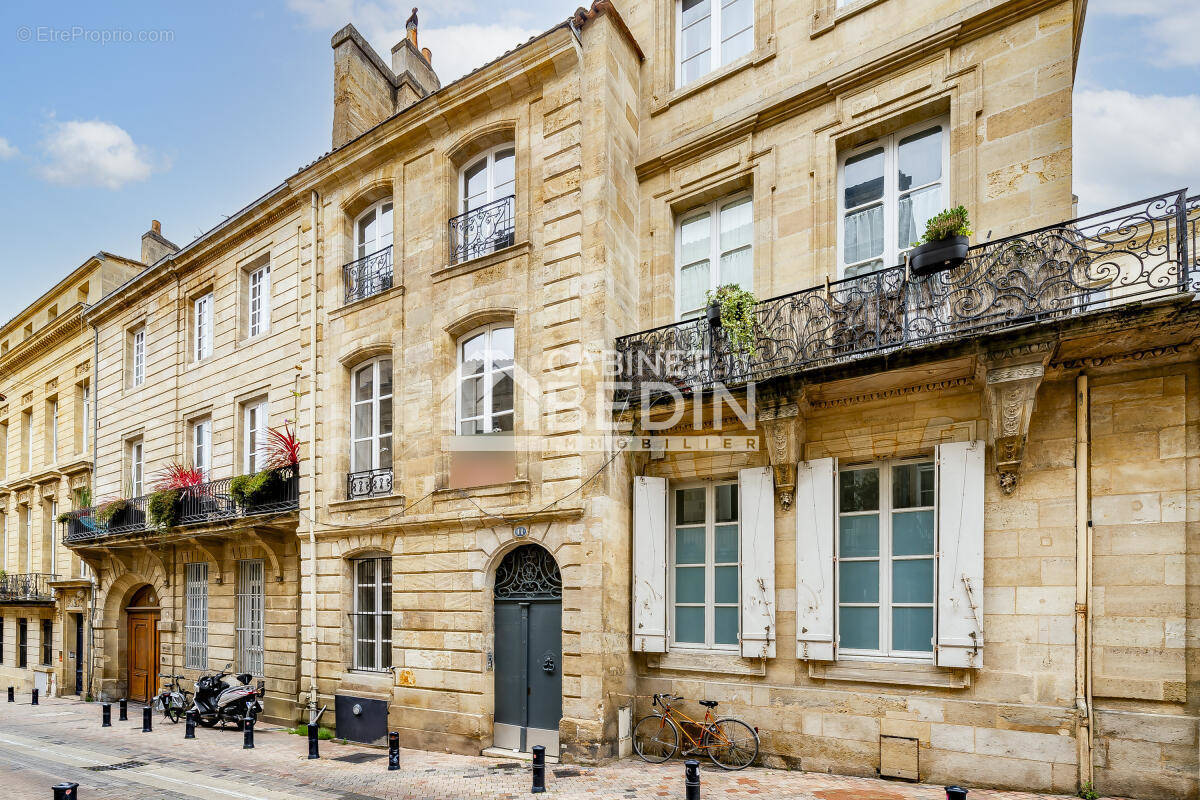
[236,559,264,675]
[21,505,31,573]
[132,327,146,386]
[0,618,4,664]
[243,401,268,473]
[671,482,740,650]
[44,499,57,574]
[45,397,57,465]
[677,0,754,87]
[17,618,27,668]
[0,515,6,572]
[838,458,936,658]
[129,440,144,497]
[41,619,52,665]
[457,325,514,435]
[839,118,949,277]
[0,421,7,479]
[77,382,90,453]
[462,146,515,214]
[192,418,212,480]
[352,556,392,672]
[676,194,752,319]
[350,359,393,473]
[194,293,213,361]
[21,410,32,472]
[185,562,209,670]
[248,264,271,337]
[355,199,393,260]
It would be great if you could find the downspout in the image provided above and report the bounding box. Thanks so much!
[1074,373,1093,789]
[306,189,320,721]
[87,314,99,700]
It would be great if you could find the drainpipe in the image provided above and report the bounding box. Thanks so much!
[1074,373,1093,788]
[87,315,99,699]
[306,189,320,721]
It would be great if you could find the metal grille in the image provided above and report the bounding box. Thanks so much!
[343,245,393,304]
[185,563,208,670]
[448,195,515,265]
[236,559,264,676]
[41,618,52,665]
[352,557,392,672]
[494,545,562,600]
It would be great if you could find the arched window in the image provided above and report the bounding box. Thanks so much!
[451,145,516,263]
[354,199,393,260]
[350,357,393,474]
[457,324,514,435]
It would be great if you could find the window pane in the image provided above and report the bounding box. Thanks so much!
[464,160,487,206]
[722,0,753,37]
[839,468,879,512]
[490,327,514,370]
[843,205,884,264]
[838,561,879,603]
[681,0,711,28]
[898,185,943,250]
[714,566,738,604]
[379,397,393,436]
[680,213,711,264]
[714,606,739,645]
[675,527,705,564]
[714,524,738,562]
[675,566,705,603]
[681,52,711,86]
[715,484,738,522]
[460,376,484,420]
[491,371,514,417]
[839,607,879,651]
[892,510,934,556]
[675,487,706,525]
[838,514,879,557]
[357,210,375,254]
[492,412,514,433]
[843,147,884,208]
[892,558,934,603]
[679,260,710,315]
[354,364,373,400]
[719,247,752,292]
[719,200,752,251]
[461,333,486,376]
[892,607,934,652]
[378,203,393,247]
[893,462,935,508]
[378,435,392,468]
[682,20,711,62]
[378,359,393,397]
[493,150,515,195]
[844,259,883,278]
[898,126,942,191]
[720,27,753,65]
[459,419,481,435]
[675,606,705,643]
[353,403,373,439]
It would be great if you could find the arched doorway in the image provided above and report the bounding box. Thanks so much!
[125,585,160,703]
[493,544,562,756]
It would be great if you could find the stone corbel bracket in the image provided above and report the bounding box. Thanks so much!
[757,399,804,509]
[984,360,1047,494]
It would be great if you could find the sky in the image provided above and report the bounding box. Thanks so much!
[0,0,1196,324]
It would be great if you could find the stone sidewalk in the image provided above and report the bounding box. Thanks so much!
[0,696,1123,800]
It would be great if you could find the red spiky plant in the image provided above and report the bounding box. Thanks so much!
[153,461,206,491]
[265,420,301,470]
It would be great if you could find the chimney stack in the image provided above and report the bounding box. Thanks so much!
[407,8,419,48]
[141,219,179,265]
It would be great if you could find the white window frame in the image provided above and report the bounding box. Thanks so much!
[668,480,740,652]
[455,324,515,436]
[675,193,753,320]
[185,562,209,670]
[248,264,271,338]
[243,401,267,474]
[837,115,951,278]
[350,358,393,473]
[459,144,516,214]
[236,559,265,676]
[129,440,144,497]
[192,418,212,480]
[80,382,90,453]
[675,0,755,88]
[132,327,146,386]
[352,556,392,672]
[353,199,394,260]
[22,411,32,472]
[21,505,31,572]
[836,456,937,663]
[47,398,57,465]
[194,293,213,361]
[47,499,57,574]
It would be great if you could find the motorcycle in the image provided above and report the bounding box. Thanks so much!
[189,663,264,728]
[152,673,192,723]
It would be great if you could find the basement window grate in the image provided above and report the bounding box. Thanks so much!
[333,752,385,764]
[86,761,147,771]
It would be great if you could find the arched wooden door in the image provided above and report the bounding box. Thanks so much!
[125,585,160,703]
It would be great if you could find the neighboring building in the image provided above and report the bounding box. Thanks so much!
[44,1,1199,799]
[0,252,143,698]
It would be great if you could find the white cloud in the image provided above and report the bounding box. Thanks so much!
[1089,0,1200,67]
[39,120,156,189]
[0,137,17,160]
[1073,89,1200,212]
[419,24,542,82]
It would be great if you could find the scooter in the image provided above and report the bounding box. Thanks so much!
[190,663,264,728]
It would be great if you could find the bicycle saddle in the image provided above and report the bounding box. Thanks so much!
[699,700,718,708]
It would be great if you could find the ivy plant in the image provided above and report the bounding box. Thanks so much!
[706,284,759,356]
[147,489,181,529]
[917,205,972,246]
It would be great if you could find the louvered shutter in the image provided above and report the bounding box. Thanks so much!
[795,457,835,660]
[738,467,776,658]
[632,476,668,652]
[935,440,985,667]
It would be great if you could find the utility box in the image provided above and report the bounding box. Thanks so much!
[334,694,389,745]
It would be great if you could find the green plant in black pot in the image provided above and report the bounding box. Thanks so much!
[908,205,972,275]
[705,284,758,356]
[231,468,284,509]
[147,489,181,529]
[56,511,75,525]
[94,498,129,527]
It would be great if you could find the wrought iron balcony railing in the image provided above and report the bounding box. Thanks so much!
[63,466,299,544]
[343,245,393,304]
[617,190,1199,400]
[0,573,59,603]
[347,467,394,500]
[448,195,515,265]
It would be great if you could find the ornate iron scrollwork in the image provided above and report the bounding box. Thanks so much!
[494,544,562,600]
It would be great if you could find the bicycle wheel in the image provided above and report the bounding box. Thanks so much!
[164,699,182,723]
[633,714,679,764]
[702,718,759,770]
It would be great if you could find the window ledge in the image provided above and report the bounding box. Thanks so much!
[329,284,405,320]
[434,478,530,499]
[328,493,406,513]
[433,240,531,283]
[650,43,776,117]
[646,650,766,677]
[337,669,394,697]
[809,660,970,688]
[811,0,888,38]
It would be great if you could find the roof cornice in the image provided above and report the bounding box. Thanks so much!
[0,304,86,373]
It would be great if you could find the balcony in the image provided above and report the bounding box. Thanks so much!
[617,191,1200,401]
[343,245,394,304]
[346,467,393,500]
[0,573,59,604]
[448,195,515,265]
[63,466,299,544]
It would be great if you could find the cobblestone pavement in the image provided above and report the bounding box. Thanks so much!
[0,696,1124,800]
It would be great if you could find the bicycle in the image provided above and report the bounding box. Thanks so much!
[633,693,759,770]
[152,673,192,724]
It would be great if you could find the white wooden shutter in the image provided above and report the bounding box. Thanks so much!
[935,440,985,667]
[795,457,835,661]
[738,467,776,658]
[632,476,668,653]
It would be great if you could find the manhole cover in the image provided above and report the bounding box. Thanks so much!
[334,752,386,763]
[490,762,523,770]
[86,761,147,771]
[553,768,582,778]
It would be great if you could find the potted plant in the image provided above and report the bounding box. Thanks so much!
[908,205,972,275]
[230,468,285,510]
[705,284,759,356]
[94,498,129,528]
[264,421,301,470]
[147,489,181,529]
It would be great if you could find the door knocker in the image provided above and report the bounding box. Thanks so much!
[541,652,556,674]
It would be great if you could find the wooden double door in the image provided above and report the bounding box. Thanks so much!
[126,585,161,703]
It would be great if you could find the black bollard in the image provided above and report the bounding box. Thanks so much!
[531,744,546,794]
[184,710,196,739]
[6,686,13,702]
[31,688,38,705]
[685,759,701,800]
[52,782,79,799]
[307,722,319,759]
[242,713,255,749]
[141,705,152,733]
[388,731,399,771]
[946,788,968,800]
[118,698,127,721]
[101,704,111,727]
